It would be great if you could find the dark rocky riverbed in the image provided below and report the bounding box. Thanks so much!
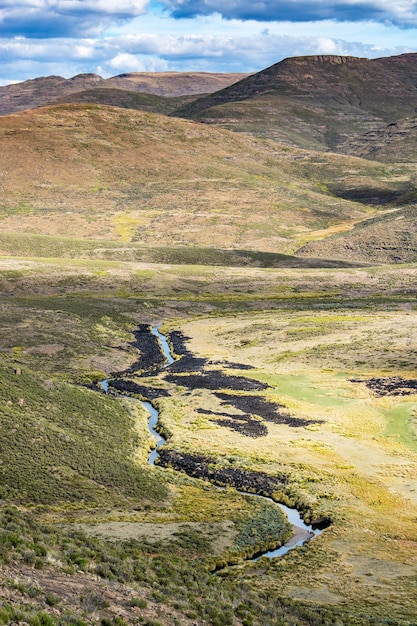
[108,379,171,400]
[196,408,268,438]
[164,371,269,391]
[351,376,417,396]
[158,449,289,494]
[215,392,323,427]
[113,324,166,375]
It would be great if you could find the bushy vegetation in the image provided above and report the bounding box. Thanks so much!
[0,359,166,506]
[1,507,409,626]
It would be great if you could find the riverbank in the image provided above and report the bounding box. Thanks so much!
[100,323,329,565]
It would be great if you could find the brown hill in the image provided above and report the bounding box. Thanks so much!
[174,53,417,153]
[106,71,251,96]
[0,72,250,116]
[1,102,410,262]
[52,88,196,115]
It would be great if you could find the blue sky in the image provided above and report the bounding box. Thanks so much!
[0,0,416,85]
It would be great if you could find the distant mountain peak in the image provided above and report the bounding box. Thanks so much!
[70,73,103,81]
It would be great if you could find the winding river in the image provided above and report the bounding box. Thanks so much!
[139,325,324,561]
[101,324,324,562]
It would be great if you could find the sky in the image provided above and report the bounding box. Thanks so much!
[0,0,416,85]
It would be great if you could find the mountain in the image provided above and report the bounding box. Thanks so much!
[105,71,252,96]
[173,53,417,153]
[3,54,417,158]
[0,72,251,116]
[1,102,412,263]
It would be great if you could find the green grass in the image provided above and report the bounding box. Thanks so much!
[260,372,354,408]
[1,260,417,625]
[0,233,362,267]
[383,402,417,452]
[0,360,166,506]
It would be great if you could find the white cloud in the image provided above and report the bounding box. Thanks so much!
[0,0,150,38]
[107,52,148,71]
[0,5,416,85]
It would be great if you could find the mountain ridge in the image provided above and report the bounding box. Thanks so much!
[2,53,417,157]
[173,52,417,152]
[0,71,251,116]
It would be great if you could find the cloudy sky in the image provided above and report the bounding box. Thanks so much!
[1,0,416,85]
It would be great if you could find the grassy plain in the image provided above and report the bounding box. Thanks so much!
[0,255,417,624]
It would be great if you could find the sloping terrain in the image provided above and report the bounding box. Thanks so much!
[1,102,415,263]
[51,88,196,115]
[1,260,417,626]
[296,204,417,263]
[2,54,416,158]
[174,53,417,151]
[0,71,250,116]
[336,116,417,162]
[106,71,252,96]
[2,58,417,626]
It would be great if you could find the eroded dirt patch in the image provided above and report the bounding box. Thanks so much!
[215,392,323,427]
[164,371,269,391]
[108,379,171,400]
[196,408,268,438]
[351,376,417,396]
[74,520,236,555]
[158,449,289,495]
[114,324,166,375]
[167,329,208,371]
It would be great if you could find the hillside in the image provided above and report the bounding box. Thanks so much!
[1,102,414,263]
[3,55,417,158]
[173,53,417,152]
[296,204,417,263]
[51,88,196,115]
[0,71,250,116]
[336,116,417,162]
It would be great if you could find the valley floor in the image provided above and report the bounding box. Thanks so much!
[1,258,417,625]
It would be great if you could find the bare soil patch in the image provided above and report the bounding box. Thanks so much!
[164,371,269,391]
[351,376,417,396]
[108,379,171,399]
[158,449,289,494]
[215,391,323,427]
[74,520,236,554]
[113,324,165,375]
[196,408,268,438]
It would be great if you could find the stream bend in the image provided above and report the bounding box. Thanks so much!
[103,324,325,562]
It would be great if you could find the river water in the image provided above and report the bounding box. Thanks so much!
[101,324,324,560]
[141,324,324,561]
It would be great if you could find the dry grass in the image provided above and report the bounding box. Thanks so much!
[0,104,411,258]
[156,306,417,617]
[1,254,417,622]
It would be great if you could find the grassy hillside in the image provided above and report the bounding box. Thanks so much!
[1,257,417,625]
[336,116,417,162]
[0,103,415,263]
[1,79,417,626]
[297,205,417,263]
[51,88,197,115]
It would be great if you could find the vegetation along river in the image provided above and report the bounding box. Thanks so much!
[102,324,326,564]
